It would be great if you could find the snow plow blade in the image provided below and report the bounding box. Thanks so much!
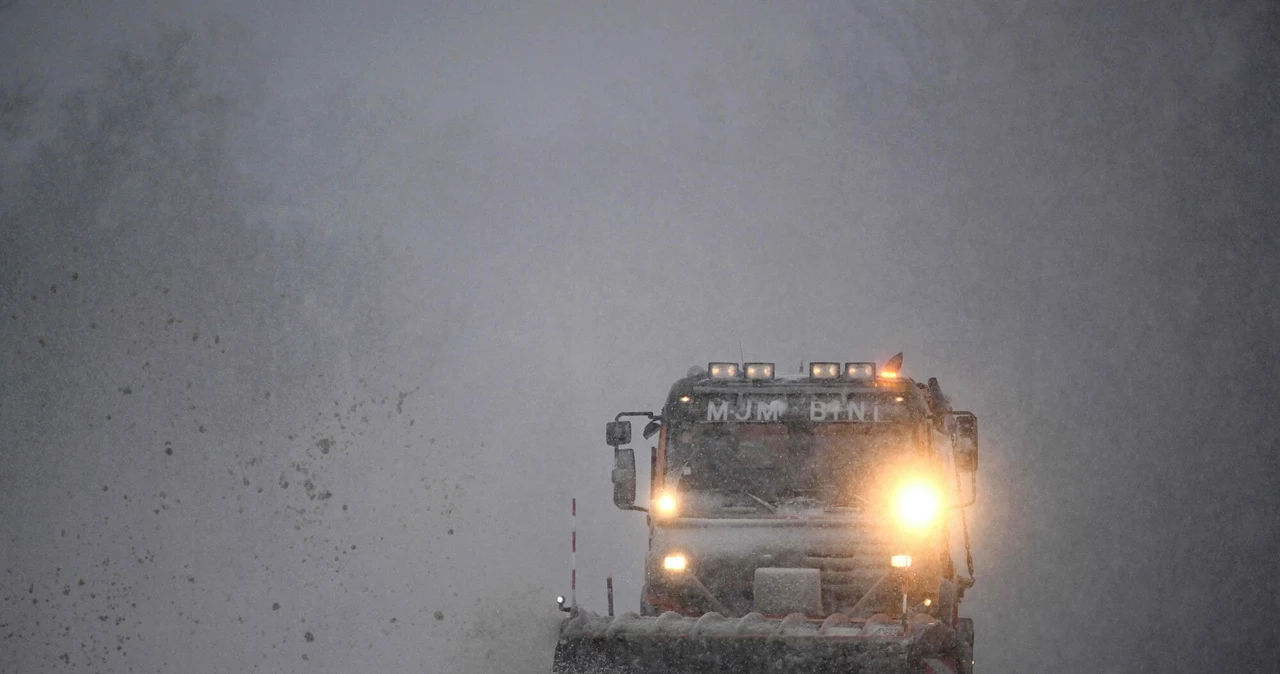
[553,610,966,674]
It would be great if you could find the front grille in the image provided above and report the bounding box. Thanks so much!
[803,524,896,612]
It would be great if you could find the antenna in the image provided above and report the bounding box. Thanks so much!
[738,339,745,364]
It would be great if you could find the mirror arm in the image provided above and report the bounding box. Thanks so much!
[623,505,648,513]
[615,411,661,422]
[952,467,978,509]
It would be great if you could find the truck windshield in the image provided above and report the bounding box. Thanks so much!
[666,422,920,508]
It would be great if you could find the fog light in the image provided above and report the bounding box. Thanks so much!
[663,553,688,573]
[891,554,912,568]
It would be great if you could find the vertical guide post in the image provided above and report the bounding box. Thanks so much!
[606,576,614,617]
[571,498,577,614]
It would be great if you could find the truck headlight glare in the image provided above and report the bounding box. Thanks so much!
[663,553,688,573]
[654,491,678,518]
[895,482,941,531]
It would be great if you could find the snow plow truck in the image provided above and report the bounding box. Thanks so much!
[554,354,979,673]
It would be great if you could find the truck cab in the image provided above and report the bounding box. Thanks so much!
[607,359,978,625]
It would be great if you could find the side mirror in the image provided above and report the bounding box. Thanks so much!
[606,420,632,447]
[611,448,637,509]
[642,419,662,440]
[953,412,978,472]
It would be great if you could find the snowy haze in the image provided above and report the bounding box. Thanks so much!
[2,1,1278,672]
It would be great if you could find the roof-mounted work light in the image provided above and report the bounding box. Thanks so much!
[708,362,741,379]
[809,362,840,379]
[845,362,876,380]
[744,363,774,380]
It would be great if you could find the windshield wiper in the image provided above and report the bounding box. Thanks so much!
[738,491,777,514]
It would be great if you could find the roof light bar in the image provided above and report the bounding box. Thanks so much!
[845,362,876,380]
[744,362,775,380]
[809,362,840,379]
[708,362,740,379]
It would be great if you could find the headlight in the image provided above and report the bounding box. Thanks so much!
[662,553,688,573]
[894,481,941,532]
[654,490,678,518]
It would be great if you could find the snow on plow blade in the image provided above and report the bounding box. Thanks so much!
[553,610,962,674]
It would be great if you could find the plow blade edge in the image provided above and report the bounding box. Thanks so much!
[553,611,964,674]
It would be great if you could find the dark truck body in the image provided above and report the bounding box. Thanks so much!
[556,359,979,674]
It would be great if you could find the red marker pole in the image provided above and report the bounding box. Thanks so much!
[606,576,614,617]
[571,498,577,613]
